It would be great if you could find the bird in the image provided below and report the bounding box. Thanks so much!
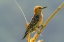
[22,6,47,40]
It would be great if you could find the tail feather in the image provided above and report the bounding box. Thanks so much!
[22,32,28,40]
[22,27,31,40]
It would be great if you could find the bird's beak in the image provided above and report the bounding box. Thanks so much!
[42,6,47,9]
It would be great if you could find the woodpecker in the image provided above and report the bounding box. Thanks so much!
[22,6,47,40]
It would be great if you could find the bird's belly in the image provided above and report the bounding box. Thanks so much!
[32,19,43,33]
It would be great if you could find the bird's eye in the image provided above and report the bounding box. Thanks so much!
[39,7,41,9]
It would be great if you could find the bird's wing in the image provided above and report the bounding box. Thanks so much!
[22,14,40,40]
[26,14,40,34]
[28,14,39,28]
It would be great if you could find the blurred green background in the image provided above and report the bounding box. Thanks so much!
[0,0,64,42]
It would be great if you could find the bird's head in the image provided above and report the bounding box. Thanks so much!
[34,6,47,14]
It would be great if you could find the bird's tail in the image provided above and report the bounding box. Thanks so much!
[22,31,28,40]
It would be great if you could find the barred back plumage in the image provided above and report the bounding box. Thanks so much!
[22,14,40,40]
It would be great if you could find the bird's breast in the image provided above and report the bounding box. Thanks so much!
[34,14,43,28]
[38,14,43,25]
